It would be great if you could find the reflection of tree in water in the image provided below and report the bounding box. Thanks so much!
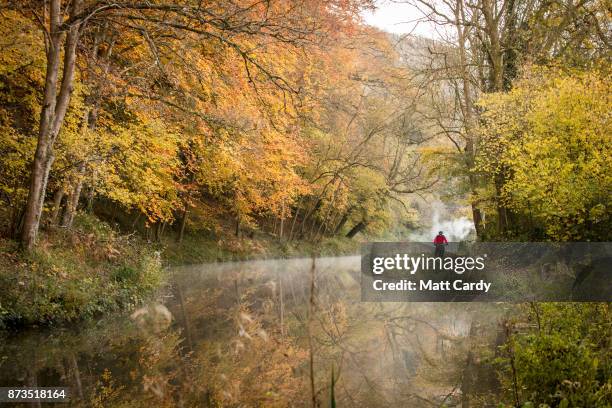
[0,316,189,407]
[0,257,508,407]
[171,258,506,406]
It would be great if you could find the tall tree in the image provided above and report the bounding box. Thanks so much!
[9,0,371,249]
[20,0,82,248]
[398,0,610,238]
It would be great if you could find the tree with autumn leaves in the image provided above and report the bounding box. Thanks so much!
[1,0,443,251]
[475,67,611,241]
[1,2,611,405]
[1,0,609,250]
[398,0,610,241]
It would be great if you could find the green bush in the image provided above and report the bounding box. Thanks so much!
[497,304,612,407]
[0,213,164,328]
[112,265,139,283]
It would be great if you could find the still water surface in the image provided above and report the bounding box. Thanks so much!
[1,256,506,407]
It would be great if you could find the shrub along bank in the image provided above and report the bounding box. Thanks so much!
[0,214,163,328]
[0,212,360,328]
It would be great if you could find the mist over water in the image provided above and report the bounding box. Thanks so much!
[0,256,503,407]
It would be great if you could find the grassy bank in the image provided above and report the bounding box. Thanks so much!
[0,213,360,328]
[0,214,163,328]
[160,233,361,266]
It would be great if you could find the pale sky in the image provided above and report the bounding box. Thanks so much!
[362,0,439,39]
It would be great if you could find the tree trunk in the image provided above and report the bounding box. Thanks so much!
[299,197,322,239]
[85,174,95,213]
[10,207,24,239]
[334,211,349,235]
[471,203,484,239]
[61,163,85,228]
[494,174,508,235]
[455,0,484,240]
[177,209,188,243]
[49,186,65,226]
[279,199,285,240]
[131,212,141,231]
[288,195,304,241]
[22,144,56,247]
[315,181,340,240]
[154,222,162,242]
[502,0,519,90]
[21,0,82,249]
[346,220,367,239]
[468,173,484,238]
[482,0,504,92]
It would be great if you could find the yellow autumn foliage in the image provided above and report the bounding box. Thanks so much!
[476,67,611,240]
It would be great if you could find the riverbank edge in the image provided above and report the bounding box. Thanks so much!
[0,215,361,329]
[160,234,361,267]
[0,214,164,329]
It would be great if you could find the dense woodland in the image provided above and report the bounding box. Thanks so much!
[0,0,610,406]
[1,0,425,248]
[0,0,609,247]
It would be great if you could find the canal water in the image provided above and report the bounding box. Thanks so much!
[0,256,507,407]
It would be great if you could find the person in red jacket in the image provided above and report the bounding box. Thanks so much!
[433,231,448,257]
